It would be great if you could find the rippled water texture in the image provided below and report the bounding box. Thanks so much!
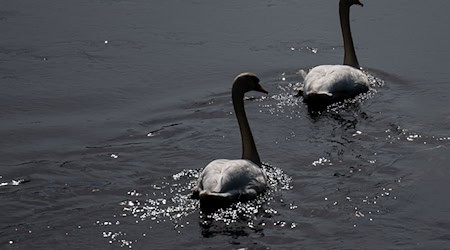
[1,0,450,249]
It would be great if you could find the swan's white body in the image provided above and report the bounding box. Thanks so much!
[192,73,268,208]
[302,65,369,102]
[195,159,267,201]
[301,0,370,105]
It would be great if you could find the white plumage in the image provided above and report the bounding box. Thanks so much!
[195,159,267,201]
[303,65,369,102]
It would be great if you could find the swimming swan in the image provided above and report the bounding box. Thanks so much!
[192,73,268,209]
[300,0,369,106]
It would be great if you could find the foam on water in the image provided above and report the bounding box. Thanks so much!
[0,177,28,187]
[384,124,450,149]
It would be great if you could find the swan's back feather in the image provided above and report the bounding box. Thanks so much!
[195,159,267,203]
[303,65,369,98]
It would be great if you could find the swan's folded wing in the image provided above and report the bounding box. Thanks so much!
[304,65,369,96]
[198,159,267,199]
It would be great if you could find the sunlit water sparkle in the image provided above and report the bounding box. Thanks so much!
[98,163,292,248]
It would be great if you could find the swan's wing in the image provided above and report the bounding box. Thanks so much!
[196,159,267,200]
[303,65,369,96]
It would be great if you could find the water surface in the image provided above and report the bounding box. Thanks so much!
[1,0,450,249]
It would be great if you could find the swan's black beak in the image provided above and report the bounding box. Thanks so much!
[256,85,268,94]
[356,0,364,6]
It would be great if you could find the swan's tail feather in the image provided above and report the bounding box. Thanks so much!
[304,93,334,111]
[198,191,236,210]
[304,93,333,103]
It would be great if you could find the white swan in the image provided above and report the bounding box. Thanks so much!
[192,73,268,209]
[300,0,369,106]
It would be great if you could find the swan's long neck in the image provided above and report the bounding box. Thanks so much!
[232,89,262,167]
[339,2,360,69]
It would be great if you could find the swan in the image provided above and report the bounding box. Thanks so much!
[192,73,268,209]
[299,0,369,107]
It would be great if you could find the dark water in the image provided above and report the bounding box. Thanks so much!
[1,0,450,249]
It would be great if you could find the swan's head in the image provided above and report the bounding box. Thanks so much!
[340,0,364,7]
[233,72,268,95]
